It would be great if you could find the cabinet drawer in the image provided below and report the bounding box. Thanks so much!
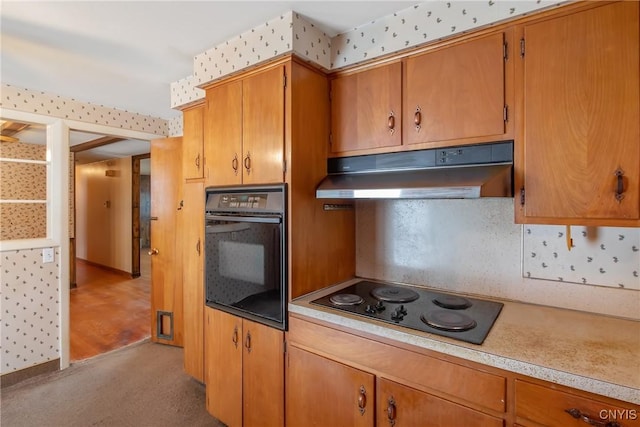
[515,380,640,427]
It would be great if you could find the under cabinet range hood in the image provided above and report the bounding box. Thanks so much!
[316,141,514,199]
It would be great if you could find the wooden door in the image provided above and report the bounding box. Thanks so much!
[205,80,243,186]
[376,378,503,427]
[205,308,243,427]
[150,136,183,346]
[404,32,506,146]
[286,345,375,427]
[182,182,204,382]
[242,65,285,184]
[520,2,639,221]
[183,105,204,180]
[242,319,285,427]
[331,62,402,153]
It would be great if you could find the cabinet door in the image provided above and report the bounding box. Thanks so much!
[150,137,183,346]
[286,345,375,427]
[183,105,204,180]
[331,62,402,153]
[520,2,639,221]
[205,308,243,427]
[242,319,285,427]
[205,80,243,186]
[182,182,204,382]
[242,65,285,184]
[377,378,503,427]
[404,32,506,146]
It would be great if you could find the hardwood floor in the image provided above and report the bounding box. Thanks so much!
[70,254,151,362]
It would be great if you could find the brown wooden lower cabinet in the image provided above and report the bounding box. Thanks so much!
[287,315,639,427]
[286,345,374,427]
[515,380,640,427]
[205,307,284,427]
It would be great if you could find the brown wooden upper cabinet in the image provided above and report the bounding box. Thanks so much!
[182,104,204,180]
[330,62,402,154]
[330,30,512,156]
[404,32,508,147]
[516,1,640,225]
[205,65,286,186]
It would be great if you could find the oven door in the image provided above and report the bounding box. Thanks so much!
[205,214,286,329]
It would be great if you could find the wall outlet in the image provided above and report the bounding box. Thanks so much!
[42,247,55,263]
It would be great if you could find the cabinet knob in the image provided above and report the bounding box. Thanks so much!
[387,396,397,426]
[148,248,159,256]
[357,386,367,415]
[388,112,396,135]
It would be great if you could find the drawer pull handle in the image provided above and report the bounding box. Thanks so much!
[232,154,239,175]
[565,408,621,427]
[387,396,396,426]
[414,107,422,131]
[232,326,238,348]
[357,386,367,415]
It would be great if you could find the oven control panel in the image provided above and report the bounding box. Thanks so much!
[218,193,268,209]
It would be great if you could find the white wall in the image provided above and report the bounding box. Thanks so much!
[75,158,132,273]
[356,199,640,320]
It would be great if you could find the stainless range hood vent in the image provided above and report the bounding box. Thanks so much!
[316,141,514,199]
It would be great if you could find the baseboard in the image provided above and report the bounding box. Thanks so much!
[1,359,60,389]
[76,258,132,278]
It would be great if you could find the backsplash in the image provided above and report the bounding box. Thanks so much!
[356,199,640,320]
[0,248,60,374]
[524,225,639,290]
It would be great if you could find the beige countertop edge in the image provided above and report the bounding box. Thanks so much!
[288,302,640,405]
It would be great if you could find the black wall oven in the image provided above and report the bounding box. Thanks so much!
[204,184,287,330]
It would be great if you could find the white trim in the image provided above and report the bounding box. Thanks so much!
[0,158,48,164]
[0,200,47,203]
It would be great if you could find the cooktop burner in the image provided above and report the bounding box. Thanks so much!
[330,293,364,306]
[310,280,503,345]
[370,286,419,303]
[433,295,472,310]
[421,310,477,331]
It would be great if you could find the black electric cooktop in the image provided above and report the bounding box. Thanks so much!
[310,280,503,345]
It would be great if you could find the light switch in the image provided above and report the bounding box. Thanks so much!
[42,247,55,263]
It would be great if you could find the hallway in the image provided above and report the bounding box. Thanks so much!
[70,254,151,362]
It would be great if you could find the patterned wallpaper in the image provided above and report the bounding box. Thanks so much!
[1,141,48,240]
[331,1,562,69]
[1,248,60,373]
[171,1,559,109]
[167,115,183,137]
[0,204,47,241]
[1,84,168,135]
[523,226,640,290]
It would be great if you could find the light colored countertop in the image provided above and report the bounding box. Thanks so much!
[289,279,640,404]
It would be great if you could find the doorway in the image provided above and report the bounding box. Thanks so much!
[70,133,152,361]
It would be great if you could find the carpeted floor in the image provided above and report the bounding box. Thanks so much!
[1,340,223,427]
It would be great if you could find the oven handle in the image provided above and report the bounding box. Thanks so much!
[205,214,281,224]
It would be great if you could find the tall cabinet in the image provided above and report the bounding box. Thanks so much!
[196,57,355,427]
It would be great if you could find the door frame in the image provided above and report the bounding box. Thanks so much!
[131,153,150,278]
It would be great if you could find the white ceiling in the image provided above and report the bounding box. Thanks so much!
[1,1,417,121]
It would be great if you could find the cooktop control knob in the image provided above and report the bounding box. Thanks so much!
[375,301,385,312]
[365,304,377,314]
[390,309,405,322]
[398,305,407,315]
